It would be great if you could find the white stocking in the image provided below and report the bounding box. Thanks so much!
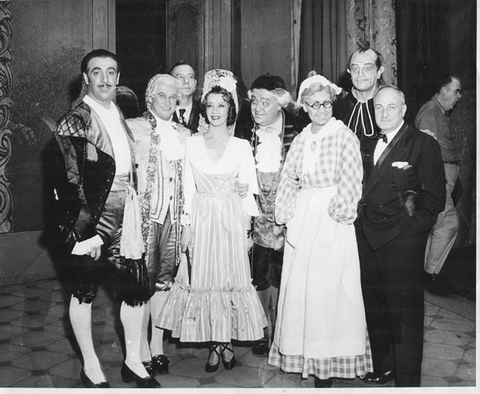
[120,302,149,378]
[69,295,105,383]
[150,291,168,356]
[140,300,152,362]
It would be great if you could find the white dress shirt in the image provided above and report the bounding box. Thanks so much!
[373,121,404,165]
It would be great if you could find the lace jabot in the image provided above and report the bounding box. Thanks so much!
[254,116,283,173]
[154,115,185,161]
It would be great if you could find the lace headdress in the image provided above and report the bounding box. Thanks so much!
[198,69,238,134]
[201,69,239,112]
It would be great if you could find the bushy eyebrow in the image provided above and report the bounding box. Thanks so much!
[89,66,117,73]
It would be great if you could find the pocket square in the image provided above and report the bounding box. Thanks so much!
[392,161,410,169]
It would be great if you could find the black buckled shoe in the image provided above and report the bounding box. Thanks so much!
[251,338,269,358]
[142,360,156,377]
[80,369,109,388]
[151,354,170,374]
[121,363,161,388]
[362,370,395,385]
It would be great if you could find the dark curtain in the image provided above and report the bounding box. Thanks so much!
[299,0,348,88]
[396,0,476,248]
[396,0,476,123]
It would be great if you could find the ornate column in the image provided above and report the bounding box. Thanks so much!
[0,2,12,233]
[347,0,397,85]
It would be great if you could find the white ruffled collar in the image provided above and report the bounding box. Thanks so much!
[254,115,283,173]
[153,114,185,161]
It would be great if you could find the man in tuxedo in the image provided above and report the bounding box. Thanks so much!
[355,86,446,387]
[170,61,201,133]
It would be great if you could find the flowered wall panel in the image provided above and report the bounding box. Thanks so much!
[347,0,397,86]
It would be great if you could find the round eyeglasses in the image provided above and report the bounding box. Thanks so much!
[305,101,333,110]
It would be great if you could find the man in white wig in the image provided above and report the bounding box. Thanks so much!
[127,74,190,379]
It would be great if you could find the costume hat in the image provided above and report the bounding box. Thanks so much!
[250,74,286,91]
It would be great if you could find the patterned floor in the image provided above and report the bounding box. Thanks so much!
[0,275,475,390]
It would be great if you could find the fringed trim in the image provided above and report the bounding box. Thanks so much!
[118,255,153,306]
[140,110,159,258]
[174,160,184,266]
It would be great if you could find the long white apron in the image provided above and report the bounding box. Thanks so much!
[274,185,367,359]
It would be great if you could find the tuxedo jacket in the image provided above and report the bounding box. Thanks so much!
[357,123,446,251]
[172,99,201,134]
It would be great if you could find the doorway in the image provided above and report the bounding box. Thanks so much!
[116,0,167,112]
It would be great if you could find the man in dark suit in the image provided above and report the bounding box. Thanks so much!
[355,86,446,387]
[170,61,201,133]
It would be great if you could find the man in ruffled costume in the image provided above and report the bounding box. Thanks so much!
[243,74,307,357]
[127,74,190,378]
[51,49,158,388]
[157,69,267,373]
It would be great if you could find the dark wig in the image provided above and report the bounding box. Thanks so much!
[201,85,237,126]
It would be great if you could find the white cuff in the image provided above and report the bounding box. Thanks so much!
[180,213,191,226]
[242,193,259,217]
[72,234,103,255]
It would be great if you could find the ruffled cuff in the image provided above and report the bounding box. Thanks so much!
[180,213,191,226]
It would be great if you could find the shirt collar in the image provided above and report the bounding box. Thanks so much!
[177,102,192,117]
[83,94,118,116]
[382,120,404,143]
[432,95,446,115]
[257,114,283,134]
[152,112,173,128]
[351,84,379,103]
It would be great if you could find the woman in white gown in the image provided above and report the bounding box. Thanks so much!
[157,70,267,373]
[268,72,373,387]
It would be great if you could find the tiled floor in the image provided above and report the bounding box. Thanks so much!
[0,275,476,391]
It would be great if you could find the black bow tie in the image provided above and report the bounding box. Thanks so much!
[378,132,388,143]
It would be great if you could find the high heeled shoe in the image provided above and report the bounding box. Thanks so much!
[205,344,221,373]
[151,354,170,374]
[220,343,236,370]
[121,362,161,388]
[80,368,109,388]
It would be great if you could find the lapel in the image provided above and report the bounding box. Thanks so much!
[172,111,180,124]
[363,122,409,197]
[120,114,138,186]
